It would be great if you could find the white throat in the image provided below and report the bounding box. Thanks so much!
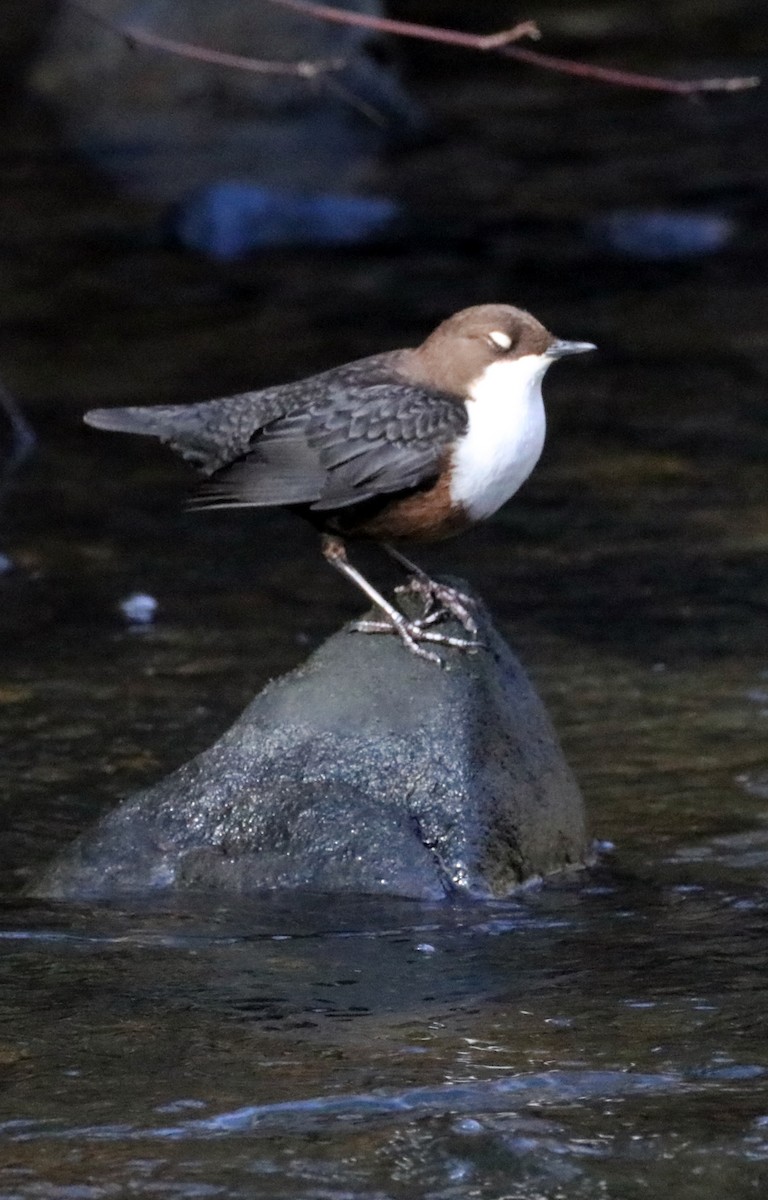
[449,354,549,520]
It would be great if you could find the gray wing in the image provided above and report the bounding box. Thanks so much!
[307,382,467,509]
[195,382,468,511]
[83,351,403,477]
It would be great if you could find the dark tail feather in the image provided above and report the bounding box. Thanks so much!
[84,407,173,437]
[187,493,263,511]
[83,402,252,471]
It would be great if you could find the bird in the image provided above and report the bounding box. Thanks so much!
[84,304,595,662]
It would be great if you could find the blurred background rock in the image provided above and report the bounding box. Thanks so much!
[29,0,422,204]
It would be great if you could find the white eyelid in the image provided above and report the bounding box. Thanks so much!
[488,330,512,351]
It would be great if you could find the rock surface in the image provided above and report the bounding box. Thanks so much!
[32,586,589,901]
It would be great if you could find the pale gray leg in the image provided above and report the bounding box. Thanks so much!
[382,543,479,636]
[321,535,480,664]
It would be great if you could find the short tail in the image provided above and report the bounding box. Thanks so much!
[83,407,172,436]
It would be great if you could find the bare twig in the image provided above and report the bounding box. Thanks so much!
[501,44,759,95]
[69,0,345,79]
[120,24,344,79]
[66,0,759,97]
[264,0,540,53]
[320,71,391,125]
[265,0,759,95]
[0,382,35,504]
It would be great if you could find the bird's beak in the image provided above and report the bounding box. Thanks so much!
[547,339,597,359]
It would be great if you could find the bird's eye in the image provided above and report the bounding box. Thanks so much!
[488,330,512,352]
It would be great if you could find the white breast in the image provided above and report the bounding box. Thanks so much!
[449,354,549,521]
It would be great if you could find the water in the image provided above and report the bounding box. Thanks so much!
[1,4,768,1196]
[1,886,767,1196]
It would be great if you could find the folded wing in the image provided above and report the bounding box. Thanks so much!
[195,382,467,511]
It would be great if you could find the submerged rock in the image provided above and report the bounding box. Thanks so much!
[32,585,589,901]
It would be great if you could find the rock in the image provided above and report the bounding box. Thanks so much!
[30,0,422,204]
[31,585,589,901]
[588,209,735,260]
[118,591,159,626]
[168,183,399,259]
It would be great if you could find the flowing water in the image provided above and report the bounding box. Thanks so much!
[1,4,768,1196]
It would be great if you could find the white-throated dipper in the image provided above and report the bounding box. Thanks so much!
[85,304,595,662]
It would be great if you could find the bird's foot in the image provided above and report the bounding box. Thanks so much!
[394,576,478,636]
[352,615,483,664]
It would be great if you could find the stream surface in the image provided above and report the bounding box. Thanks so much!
[1,3,768,1196]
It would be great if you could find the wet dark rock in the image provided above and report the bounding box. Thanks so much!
[31,584,589,901]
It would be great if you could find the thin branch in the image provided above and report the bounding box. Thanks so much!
[69,1,345,78]
[263,0,540,53]
[0,385,35,467]
[120,24,344,78]
[320,71,391,125]
[0,382,35,505]
[264,0,759,95]
[502,44,759,95]
[66,0,759,97]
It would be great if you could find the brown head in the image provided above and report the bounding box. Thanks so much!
[404,304,595,396]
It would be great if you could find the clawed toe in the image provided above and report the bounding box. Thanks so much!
[351,615,483,663]
[395,577,479,636]
[352,618,442,663]
[390,601,444,630]
[352,619,397,635]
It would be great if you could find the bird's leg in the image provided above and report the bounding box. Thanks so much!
[382,543,478,637]
[321,534,480,663]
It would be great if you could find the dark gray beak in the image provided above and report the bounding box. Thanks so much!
[547,339,597,359]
